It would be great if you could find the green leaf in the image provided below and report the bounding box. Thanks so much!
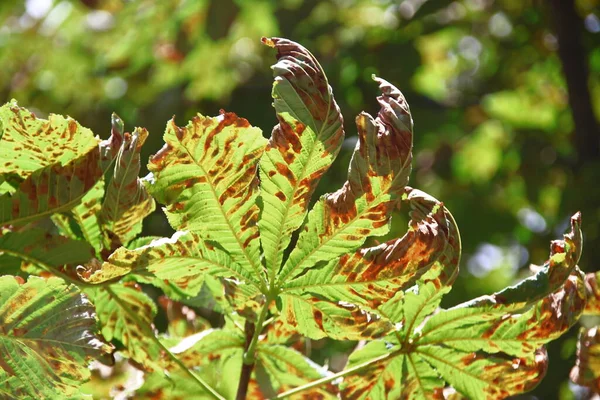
[0,145,103,227]
[100,126,155,247]
[0,100,99,178]
[0,228,93,275]
[52,181,105,255]
[280,76,413,285]
[86,283,163,371]
[0,276,112,399]
[84,231,253,293]
[279,189,459,340]
[278,294,392,341]
[282,188,459,312]
[570,327,600,391]
[147,112,267,282]
[255,344,336,398]
[342,214,585,399]
[259,37,345,279]
[341,341,443,399]
[583,271,600,315]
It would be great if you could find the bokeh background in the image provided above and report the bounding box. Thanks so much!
[1,0,599,398]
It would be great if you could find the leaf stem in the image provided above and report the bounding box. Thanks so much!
[243,301,270,365]
[236,320,257,400]
[105,286,225,400]
[270,351,396,399]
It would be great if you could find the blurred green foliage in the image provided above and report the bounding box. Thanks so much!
[1,0,599,397]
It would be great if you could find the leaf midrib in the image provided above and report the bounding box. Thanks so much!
[266,76,335,285]
[175,134,265,287]
[277,154,412,286]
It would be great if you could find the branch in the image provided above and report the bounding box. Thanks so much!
[549,0,600,166]
[236,302,270,399]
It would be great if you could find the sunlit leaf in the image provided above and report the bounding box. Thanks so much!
[84,231,252,296]
[100,126,155,247]
[584,271,600,315]
[255,344,336,398]
[342,213,585,399]
[87,283,163,371]
[280,76,413,285]
[283,188,458,312]
[147,112,267,281]
[259,37,345,279]
[52,181,105,255]
[0,276,112,399]
[570,326,600,391]
[0,228,93,275]
[0,100,98,178]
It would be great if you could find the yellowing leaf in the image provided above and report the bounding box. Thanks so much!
[84,231,254,296]
[259,37,345,279]
[280,76,413,285]
[0,276,112,399]
[0,228,93,275]
[570,327,600,391]
[147,112,267,283]
[282,188,459,314]
[342,213,585,399]
[87,283,163,371]
[0,100,98,178]
[101,126,155,247]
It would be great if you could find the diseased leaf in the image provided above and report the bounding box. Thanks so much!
[158,296,211,338]
[52,181,105,255]
[341,341,443,399]
[278,294,392,340]
[280,76,413,285]
[342,214,585,399]
[100,126,155,247]
[259,37,345,279]
[584,271,600,315]
[0,276,112,399]
[255,344,336,398]
[0,146,103,227]
[0,100,98,178]
[147,112,267,282]
[0,228,93,274]
[570,326,600,391]
[86,283,163,371]
[282,188,459,315]
[84,231,253,294]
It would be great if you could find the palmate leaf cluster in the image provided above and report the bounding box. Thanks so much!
[0,37,595,399]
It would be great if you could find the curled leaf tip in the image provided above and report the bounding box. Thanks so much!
[261,36,276,47]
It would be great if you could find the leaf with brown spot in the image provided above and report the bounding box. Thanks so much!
[0,100,99,178]
[147,112,266,282]
[280,189,459,337]
[0,228,94,276]
[84,231,253,296]
[86,283,164,372]
[0,145,104,228]
[583,271,600,315]
[280,76,413,285]
[570,326,600,391]
[255,344,337,398]
[100,126,155,247]
[278,293,392,341]
[342,215,585,399]
[259,38,345,279]
[0,276,112,399]
[52,181,105,255]
[341,341,443,399]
